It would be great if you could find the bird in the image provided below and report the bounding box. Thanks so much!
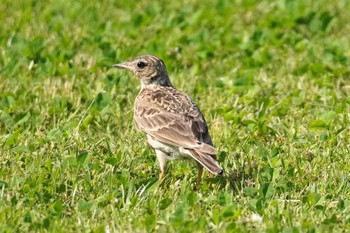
[113,55,223,187]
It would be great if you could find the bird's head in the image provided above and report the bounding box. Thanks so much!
[113,55,172,88]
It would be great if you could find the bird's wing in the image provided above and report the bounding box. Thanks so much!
[134,88,216,153]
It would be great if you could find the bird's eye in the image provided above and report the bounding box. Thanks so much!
[137,61,147,69]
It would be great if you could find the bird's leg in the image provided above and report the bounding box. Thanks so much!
[159,170,165,181]
[195,162,203,191]
[155,150,167,182]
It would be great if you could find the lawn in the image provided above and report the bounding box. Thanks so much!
[1,0,350,232]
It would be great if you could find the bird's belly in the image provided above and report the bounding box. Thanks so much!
[147,135,189,160]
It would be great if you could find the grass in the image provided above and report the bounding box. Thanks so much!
[1,0,350,232]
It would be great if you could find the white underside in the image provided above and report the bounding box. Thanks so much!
[147,135,192,160]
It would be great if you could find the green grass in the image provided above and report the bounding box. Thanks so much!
[1,0,350,232]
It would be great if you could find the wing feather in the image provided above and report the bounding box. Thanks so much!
[134,87,217,158]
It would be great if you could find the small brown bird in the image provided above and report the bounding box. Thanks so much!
[113,55,223,186]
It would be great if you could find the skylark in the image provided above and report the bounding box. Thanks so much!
[113,55,223,186]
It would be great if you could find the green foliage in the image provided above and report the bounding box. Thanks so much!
[1,0,350,232]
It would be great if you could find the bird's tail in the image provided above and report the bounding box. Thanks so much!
[187,144,223,175]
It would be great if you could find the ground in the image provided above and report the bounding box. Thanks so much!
[0,0,350,232]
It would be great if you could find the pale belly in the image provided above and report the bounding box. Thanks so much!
[146,135,191,160]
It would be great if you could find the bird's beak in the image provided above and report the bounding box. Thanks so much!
[112,62,133,71]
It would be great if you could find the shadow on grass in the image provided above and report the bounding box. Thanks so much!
[206,168,254,192]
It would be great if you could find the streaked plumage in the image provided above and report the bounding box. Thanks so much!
[113,55,223,186]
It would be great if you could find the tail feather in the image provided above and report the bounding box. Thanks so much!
[197,142,217,155]
[187,148,223,175]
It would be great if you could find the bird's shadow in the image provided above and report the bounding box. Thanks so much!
[206,168,254,193]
